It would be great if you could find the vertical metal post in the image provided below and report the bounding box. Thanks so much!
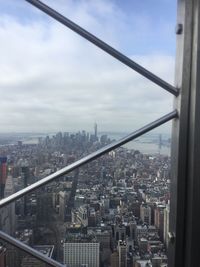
[184,0,200,265]
[169,0,200,266]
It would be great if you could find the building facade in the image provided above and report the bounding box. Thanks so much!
[64,242,99,267]
[0,157,7,199]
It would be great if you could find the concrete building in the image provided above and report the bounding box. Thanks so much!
[118,240,127,267]
[154,204,165,241]
[163,204,170,248]
[0,157,7,199]
[59,191,68,221]
[4,175,16,235]
[0,175,16,235]
[64,239,99,267]
[21,162,30,216]
[21,245,54,267]
[0,246,6,267]
[72,205,89,227]
[114,225,126,241]
[111,250,119,267]
[140,204,151,225]
[134,260,152,267]
[36,192,52,224]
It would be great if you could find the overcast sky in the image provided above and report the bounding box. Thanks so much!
[0,0,177,134]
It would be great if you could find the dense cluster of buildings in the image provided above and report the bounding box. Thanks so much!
[0,127,170,267]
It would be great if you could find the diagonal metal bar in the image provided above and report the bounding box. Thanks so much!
[25,0,179,96]
[0,110,177,208]
[0,231,64,267]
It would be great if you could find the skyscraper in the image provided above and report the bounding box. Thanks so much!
[163,204,170,248]
[140,203,151,225]
[154,204,165,242]
[21,164,30,189]
[0,157,7,199]
[94,123,98,138]
[21,163,30,216]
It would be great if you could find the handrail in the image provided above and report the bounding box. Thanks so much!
[0,110,177,209]
[25,0,179,96]
[0,231,64,267]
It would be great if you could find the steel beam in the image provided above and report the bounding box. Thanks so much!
[25,0,178,96]
[0,111,177,208]
[183,0,200,265]
[169,0,200,266]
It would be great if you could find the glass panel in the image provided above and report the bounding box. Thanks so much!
[0,1,176,267]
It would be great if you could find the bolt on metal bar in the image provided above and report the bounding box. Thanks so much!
[0,231,64,267]
[25,0,179,96]
[0,110,177,209]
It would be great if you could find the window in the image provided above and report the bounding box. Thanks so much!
[0,1,199,267]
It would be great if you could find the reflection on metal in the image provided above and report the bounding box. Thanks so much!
[0,231,64,267]
[0,110,177,209]
[25,0,179,96]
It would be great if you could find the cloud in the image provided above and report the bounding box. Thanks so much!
[0,0,174,134]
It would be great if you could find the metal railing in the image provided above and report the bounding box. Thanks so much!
[0,1,179,266]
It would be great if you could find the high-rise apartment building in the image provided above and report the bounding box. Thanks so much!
[63,238,99,267]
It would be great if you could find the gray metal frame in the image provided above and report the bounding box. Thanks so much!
[170,0,200,266]
[1,0,192,266]
[168,0,191,265]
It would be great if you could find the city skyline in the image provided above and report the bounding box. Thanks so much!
[0,125,171,266]
[0,0,176,133]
